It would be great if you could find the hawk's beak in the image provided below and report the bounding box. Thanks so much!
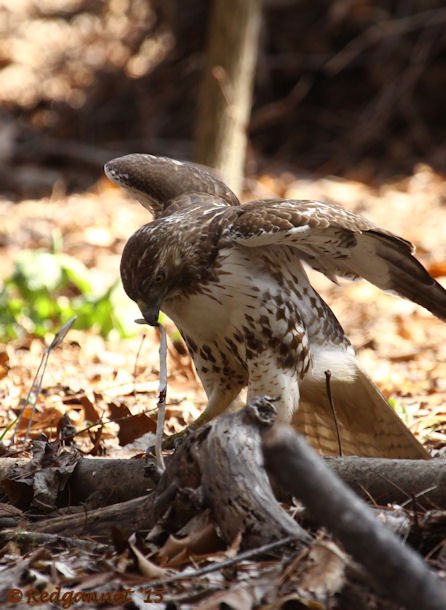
[136,301,160,326]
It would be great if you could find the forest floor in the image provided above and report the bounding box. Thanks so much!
[0,164,445,609]
[1,2,446,607]
[1,163,445,457]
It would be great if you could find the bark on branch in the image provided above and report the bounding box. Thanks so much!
[0,400,308,550]
[197,398,308,547]
[1,453,445,509]
[263,424,446,610]
[2,401,445,610]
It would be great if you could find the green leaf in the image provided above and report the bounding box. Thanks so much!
[59,254,94,294]
[13,251,64,294]
[0,248,139,340]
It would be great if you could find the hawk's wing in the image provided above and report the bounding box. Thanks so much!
[225,199,446,322]
[105,154,240,217]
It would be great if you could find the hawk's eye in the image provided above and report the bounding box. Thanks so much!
[154,270,166,284]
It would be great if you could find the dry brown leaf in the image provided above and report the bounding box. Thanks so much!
[195,586,254,610]
[128,541,170,579]
[296,540,348,603]
[107,402,156,446]
[157,524,223,566]
[79,394,101,424]
[428,261,446,279]
[0,349,9,380]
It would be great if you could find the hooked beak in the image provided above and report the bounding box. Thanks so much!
[135,301,161,326]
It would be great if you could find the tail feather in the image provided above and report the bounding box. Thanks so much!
[294,367,429,459]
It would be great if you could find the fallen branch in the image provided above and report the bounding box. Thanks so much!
[68,458,156,506]
[3,530,112,553]
[198,397,309,548]
[2,453,446,509]
[263,424,446,610]
[324,456,446,509]
[33,495,154,538]
[1,402,308,551]
[2,402,445,607]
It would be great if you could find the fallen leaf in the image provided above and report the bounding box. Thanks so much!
[157,524,223,566]
[0,349,9,379]
[297,540,348,602]
[195,586,254,610]
[428,261,446,278]
[108,402,156,445]
[128,541,170,579]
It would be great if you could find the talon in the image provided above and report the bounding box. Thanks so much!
[162,429,188,450]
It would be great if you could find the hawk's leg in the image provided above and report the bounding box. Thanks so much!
[163,359,246,447]
[247,352,300,422]
[193,383,246,429]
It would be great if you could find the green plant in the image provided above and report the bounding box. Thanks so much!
[388,397,409,423]
[0,249,136,340]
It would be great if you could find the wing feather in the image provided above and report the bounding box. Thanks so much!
[226,199,446,322]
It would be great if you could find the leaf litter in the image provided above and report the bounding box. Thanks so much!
[0,166,445,607]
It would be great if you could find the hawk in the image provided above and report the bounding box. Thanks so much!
[105,154,446,458]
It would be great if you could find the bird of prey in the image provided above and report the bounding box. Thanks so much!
[105,153,446,459]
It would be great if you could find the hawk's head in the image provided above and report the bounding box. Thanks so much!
[120,216,219,325]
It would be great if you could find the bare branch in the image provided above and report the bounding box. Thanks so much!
[263,425,446,610]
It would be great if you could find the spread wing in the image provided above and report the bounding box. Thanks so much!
[225,199,446,322]
[105,154,240,217]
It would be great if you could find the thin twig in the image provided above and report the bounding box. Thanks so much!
[133,332,147,403]
[324,370,343,457]
[400,486,438,509]
[13,317,77,447]
[23,350,50,446]
[74,407,158,438]
[13,351,47,444]
[148,535,298,588]
[155,325,168,471]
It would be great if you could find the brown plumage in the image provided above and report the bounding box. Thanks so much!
[105,153,446,459]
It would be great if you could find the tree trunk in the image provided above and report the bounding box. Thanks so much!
[195,0,262,195]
